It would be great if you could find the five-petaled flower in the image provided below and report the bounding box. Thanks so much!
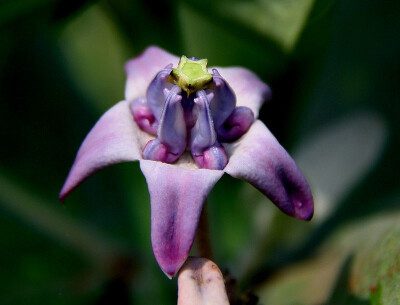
[59,46,314,278]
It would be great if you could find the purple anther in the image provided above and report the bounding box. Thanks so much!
[142,138,180,164]
[209,69,236,130]
[142,85,186,163]
[217,106,254,142]
[190,90,216,155]
[192,144,228,170]
[190,90,228,170]
[130,98,158,135]
[147,64,174,121]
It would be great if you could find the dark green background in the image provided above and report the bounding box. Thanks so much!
[0,0,399,304]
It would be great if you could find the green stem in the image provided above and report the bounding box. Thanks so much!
[196,201,213,259]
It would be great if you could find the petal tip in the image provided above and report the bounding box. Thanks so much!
[157,256,187,279]
[58,192,66,204]
[290,192,314,221]
[295,203,314,221]
[58,182,74,204]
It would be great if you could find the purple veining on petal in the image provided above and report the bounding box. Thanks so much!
[140,160,224,278]
[59,101,140,202]
[142,86,186,163]
[225,120,314,220]
[130,98,158,135]
[217,106,254,142]
[147,64,174,121]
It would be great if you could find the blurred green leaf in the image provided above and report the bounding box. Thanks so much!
[58,3,131,112]
[256,208,400,305]
[325,258,369,305]
[183,0,315,52]
[0,170,127,268]
[178,1,285,77]
[104,0,181,54]
[223,0,314,51]
[294,112,387,222]
[350,218,400,304]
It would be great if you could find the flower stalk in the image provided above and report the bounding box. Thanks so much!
[196,201,213,260]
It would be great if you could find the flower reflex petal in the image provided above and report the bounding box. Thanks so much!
[140,160,223,278]
[59,101,142,202]
[225,120,314,220]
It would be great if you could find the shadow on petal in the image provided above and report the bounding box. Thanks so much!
[140,160,224,278]
[224,120,313,220]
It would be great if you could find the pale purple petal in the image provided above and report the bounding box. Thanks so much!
[125,46,179,102]
[213,67,271,118]
[224,120,314,220]
[140,160,224,278]
[59,101,141,201]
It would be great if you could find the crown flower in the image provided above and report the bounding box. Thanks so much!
[59,46,313,278]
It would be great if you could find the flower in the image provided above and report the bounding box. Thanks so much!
[59,46,313,278]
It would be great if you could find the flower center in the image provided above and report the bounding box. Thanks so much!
[169,56,213,96]
[132,54,255,170]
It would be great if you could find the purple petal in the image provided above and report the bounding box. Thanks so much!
[59,101,141,201]
[140,160,224,278]
[125,46,179,102]
[213,67,271,118]
[224,120,314,220]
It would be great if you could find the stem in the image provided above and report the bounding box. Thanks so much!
[196,201,213,259]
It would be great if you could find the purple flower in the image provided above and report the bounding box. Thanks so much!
[59,46,313,278]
